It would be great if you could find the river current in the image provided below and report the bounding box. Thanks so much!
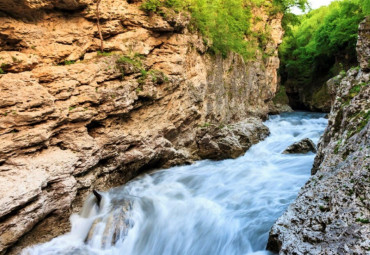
[24,112,328,255]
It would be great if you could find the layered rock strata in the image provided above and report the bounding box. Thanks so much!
[268,18,370,254]
[0,0,283,253]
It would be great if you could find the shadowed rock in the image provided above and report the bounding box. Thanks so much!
[283,138,317,154]
[85,197,134,247]
[92,190,102,208]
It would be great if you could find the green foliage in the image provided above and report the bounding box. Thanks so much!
[0,68,5,74]
[97,51,114,57]
[116,54,168,85]
[188,0,255,59]
[138,69,168,85]
[356,218,370,224]
[273,85,289,104]
[199,122,211,128]
[140,0,162,12]
[279,0,366,88]
[116,55,143,70]
[319,205,327,212]
[334,139,342,154]
[141,0,307,59]
[63,60,76,65]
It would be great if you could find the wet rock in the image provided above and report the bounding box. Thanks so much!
[283,138,317,154]
[268,103,293,115]
[196,118,270,160]
[86,198,134,246]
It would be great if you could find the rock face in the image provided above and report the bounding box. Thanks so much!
[285,77,333,113]
[0,0,283,253]
[268,18,370,254]
[269,85,293,114]
[283,138,317,154]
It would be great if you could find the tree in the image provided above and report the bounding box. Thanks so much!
[96,0,104,52]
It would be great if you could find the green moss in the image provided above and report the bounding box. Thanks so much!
[0,68,5,74]
[342,82,368,104]
[349,83,365,94]
[116,56,142,68]
[333,109,343,133]
[199,122,211,128]
[11,56,22,63]
[1,63,9,70]
[116,54,145,78]
[311,84,330,108]
[97,51,115,57]
[273,85,289,105]
[347,110,370,138]
[319,205,329,212]
[347,189,354,196]
[140,0,162,12]
[137,69,168,85]
[62,60,76,65]
[356,111,370,133]
[356,218,369,224]
[334,139,342,154]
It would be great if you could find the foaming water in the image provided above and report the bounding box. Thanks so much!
[24,112,327,255]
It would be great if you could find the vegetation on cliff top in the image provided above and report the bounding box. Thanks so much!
[141,0,308,59]
[279,0,368,90]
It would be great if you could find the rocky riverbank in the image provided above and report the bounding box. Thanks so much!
[267,17,370,254]
[0,0,283,253]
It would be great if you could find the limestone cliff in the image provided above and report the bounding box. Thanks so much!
[267,18,370,254]
[0,0,283,253]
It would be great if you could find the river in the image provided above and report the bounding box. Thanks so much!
[24,112,328,255]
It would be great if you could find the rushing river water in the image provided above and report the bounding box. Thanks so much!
[24,112,328,255]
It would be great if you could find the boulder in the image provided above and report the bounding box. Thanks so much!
[283,138,317,154]
[196,118,270,160]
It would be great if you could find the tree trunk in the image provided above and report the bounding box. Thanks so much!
[96,0,104,52]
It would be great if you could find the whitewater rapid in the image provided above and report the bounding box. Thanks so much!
[24,112,328,255]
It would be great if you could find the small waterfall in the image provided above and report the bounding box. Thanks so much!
[24,112,327,255]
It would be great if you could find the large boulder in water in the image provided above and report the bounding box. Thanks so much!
[196,118,270,160]
[283,138,317,154]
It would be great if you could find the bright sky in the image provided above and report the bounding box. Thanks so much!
[291,0,336,14]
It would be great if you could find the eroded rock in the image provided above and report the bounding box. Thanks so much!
[197,118,270,160]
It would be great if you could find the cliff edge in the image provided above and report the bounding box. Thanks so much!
[267,17,370,254]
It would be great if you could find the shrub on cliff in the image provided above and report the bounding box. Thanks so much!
[141,0,307,59]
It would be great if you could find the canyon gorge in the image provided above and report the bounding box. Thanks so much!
[0,0,283,253]
[0,0,368,254]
